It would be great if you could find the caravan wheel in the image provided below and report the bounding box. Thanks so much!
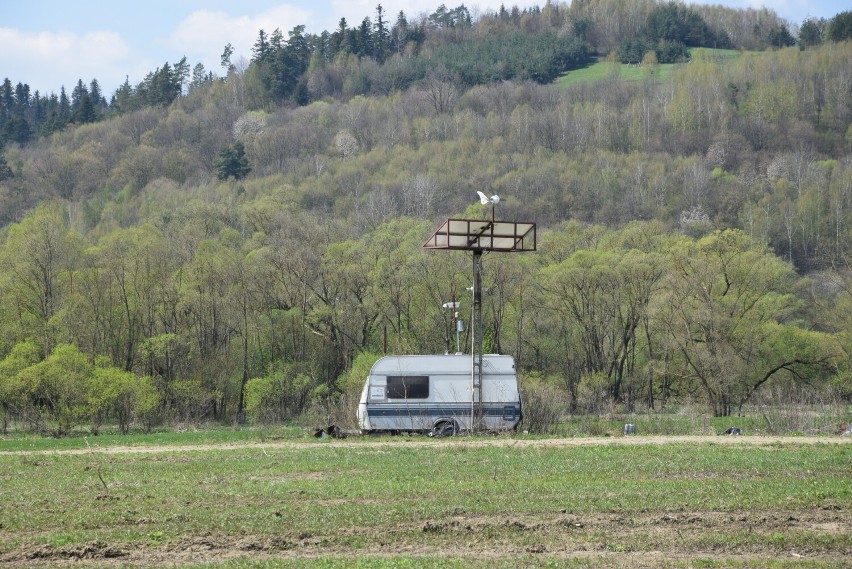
[429,419,458,438]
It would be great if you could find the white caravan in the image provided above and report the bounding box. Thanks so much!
[357,354,522,435]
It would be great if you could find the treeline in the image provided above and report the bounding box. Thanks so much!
[0,78,110,145]
[0,205,846,435]
[0,60,200,147]
[4,1,850,149]
[616,1,733,64]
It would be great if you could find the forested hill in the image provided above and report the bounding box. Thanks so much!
[1,1,849,265]
[0,1,851,432]
[4,1,847,148]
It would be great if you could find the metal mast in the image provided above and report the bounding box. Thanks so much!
[471,249,484,429]
[423,203,536,433]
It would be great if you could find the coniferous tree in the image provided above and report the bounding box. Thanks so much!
[252,29,271,63]
[645,1,720,47]
[392,11,409,55]
[373,4,390,63]
[214,141,251,180]
[89,79,104,106]
[798,18,823,48]
[71,80,96,123]
[77,92,96,123]
[14,83,30,114]
[221,43,235,73]
[288,25,311,70]
[330,18,349,56]
[0,79,14,145]
[356,17,372,57]
[173,56,190,94]
[0,79,13,112]
[0,155,12,180]
[767,24,796,48]
[58,87,71,126]
[270,28,284,51]
[145,63,181,107]
[190,63,209,92]
[827,11,852,42]
[31,90,46,130]
[111,76,134,115]
[314,30,331,63]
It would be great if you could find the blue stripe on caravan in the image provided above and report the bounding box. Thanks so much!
[367,404,520,420]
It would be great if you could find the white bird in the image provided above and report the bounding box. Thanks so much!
[477,191,500,205]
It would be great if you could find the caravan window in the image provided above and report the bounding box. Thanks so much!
[386,376,429,399]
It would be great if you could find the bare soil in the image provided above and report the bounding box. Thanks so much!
[5,433,850,457]
[5,505,850,567]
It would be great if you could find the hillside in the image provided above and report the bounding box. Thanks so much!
[0,1,851,434]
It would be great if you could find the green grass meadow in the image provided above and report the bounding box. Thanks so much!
[557,48,744,86]
[1,431,849,567]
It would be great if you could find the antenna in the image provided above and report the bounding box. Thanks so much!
[442,301,463,354]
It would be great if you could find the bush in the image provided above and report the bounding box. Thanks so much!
[245,363,314,423]
[617,38,652,64]
[17,344,92,436]
[654,39,689,63]
[518,373,566,434]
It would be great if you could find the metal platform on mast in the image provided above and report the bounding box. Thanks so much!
[423,197,536,432]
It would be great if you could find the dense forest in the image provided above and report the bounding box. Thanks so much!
[1,1,851,435]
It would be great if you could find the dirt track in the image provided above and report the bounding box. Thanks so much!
[4,433,850,456]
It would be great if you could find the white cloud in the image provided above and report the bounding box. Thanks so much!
[169,4,312,74]
[0,27,131,93]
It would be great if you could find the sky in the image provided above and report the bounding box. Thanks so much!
[1,0,848,97]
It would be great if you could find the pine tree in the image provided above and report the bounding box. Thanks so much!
[288,25,310,70]
[331,18,352,57]
[1,79,14,118]
[392,11,409,55]
[828,11,852,42]
[356,17,372,57]
[173,56,190,95]
[77,92,96,123]
[58,87,71,126]
[374,5,389,62]
[214,141,251,180]
[221,43,235,72]
[190,63,208,92]
[0,154,12,180]
[270,28,284,51]
[252,29,271,63]
[798,18,824,48]
[111,76,134,115]
[71,79,91,122]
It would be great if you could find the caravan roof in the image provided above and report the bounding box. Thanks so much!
[370,354,516,376]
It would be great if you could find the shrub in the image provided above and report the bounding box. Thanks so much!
[245,363,314,423]
[518,373,566,434]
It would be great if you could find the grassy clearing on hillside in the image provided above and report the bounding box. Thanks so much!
[557,57,677,85]
[1,434,849,568]
[557,48,744,86]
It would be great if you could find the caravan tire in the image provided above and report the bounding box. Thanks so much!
[430,419,458,438]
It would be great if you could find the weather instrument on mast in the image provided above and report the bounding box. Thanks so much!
[423,193,536,431]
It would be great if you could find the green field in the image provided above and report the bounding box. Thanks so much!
[557,48,744,86]
[1,432,849,567]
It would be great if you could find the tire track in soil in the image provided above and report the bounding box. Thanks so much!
[3,434,850,457]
